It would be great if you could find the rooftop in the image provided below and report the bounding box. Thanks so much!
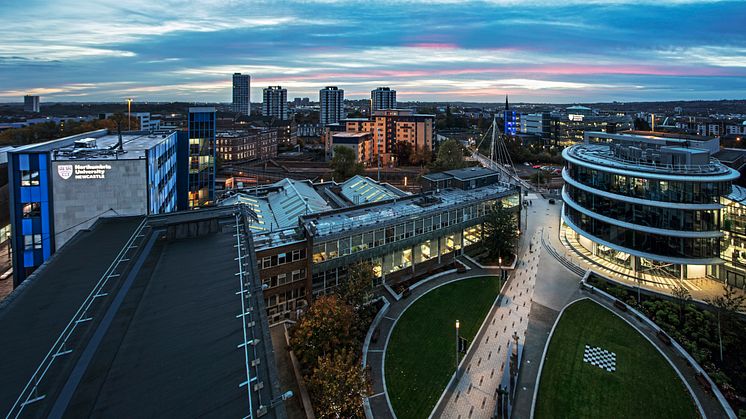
[189,106,216,113]
[339,175,408,205]
[714,148,746,164]
[0,209,283,418]
[332,132,371,138]
[423,166,499,182]
[303,182,516,239]
[727,185,746,203]
[566,142,735,177]
[221,178,332,234]
[10,129,174,161]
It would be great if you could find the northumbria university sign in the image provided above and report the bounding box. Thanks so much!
[57,164,113,180]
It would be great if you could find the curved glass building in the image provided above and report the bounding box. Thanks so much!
[562,132,740,281]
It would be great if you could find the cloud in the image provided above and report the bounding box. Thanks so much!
[661,46,746,68]
[0,0,744,102]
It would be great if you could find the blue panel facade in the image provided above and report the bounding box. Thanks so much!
[8,151,54,286]
[187,108,216,208]
[504,110,518,136]
[146,132,178,214]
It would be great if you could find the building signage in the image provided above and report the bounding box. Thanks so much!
[57,164,73,180]
[57,163,113,180]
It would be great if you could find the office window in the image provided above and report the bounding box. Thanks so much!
[24,234,42,250]
[22,202,41,218]
[20,170,40,186]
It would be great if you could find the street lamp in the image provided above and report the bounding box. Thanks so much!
[126,98,133,131]
[455,320,460,369]
[499,256,503,281]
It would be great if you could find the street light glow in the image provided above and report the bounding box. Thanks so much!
[456,320,460,329]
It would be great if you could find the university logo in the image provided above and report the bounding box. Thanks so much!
[57,164,73,180]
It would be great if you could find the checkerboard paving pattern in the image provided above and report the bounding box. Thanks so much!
[583,344,616,372]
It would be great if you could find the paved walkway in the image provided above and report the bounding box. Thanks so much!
[364,261,496,419]
[434,233,541,419]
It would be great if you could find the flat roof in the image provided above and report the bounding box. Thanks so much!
[9,129,174,161]
[52,132,174,161]
[714,148,746,163]
[0,210,284,418]
[189,106,216,113]
[333,132,370,138]
[0,216,144,415]
[423,167,499,182]
[565,143,736,178]
[305,183,517,239]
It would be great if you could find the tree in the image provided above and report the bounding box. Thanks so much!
[410,146,432,166]
[395,142,413,167]
[432,138,466,171]
[633,117,652,131]
[0,116,138,146]
[671,285,692,323]
[330,146,364,181]
[706,284,746,362]
[289,295,356,368]
[337,261,374,309]
[307,348,371,418]
[483,202,518,261]
[445,105,454,128]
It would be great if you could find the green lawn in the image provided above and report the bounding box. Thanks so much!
[535,299,698,419]
[385,276,501,419]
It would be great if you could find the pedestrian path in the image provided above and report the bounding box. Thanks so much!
[437,232,541,419]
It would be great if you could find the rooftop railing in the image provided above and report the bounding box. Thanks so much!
[569,144,729,176]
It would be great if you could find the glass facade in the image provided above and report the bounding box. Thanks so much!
[147,132,178,214]
[566,162,731,204]
[309,193,520,296]
[9,152,53,285]
[311,197,515,264]
[566,184,720,232]
[187,108,216,208]
[721,196,746,288]
[564,206,720,260]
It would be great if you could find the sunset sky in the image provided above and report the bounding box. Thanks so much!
[1,0,745,103]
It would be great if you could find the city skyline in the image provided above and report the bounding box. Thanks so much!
[1,0,745,103]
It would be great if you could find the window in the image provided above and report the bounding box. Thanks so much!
[24,234,41,250]
[20,170,40,187]
[262,257,271,269]
[277,253,287,265]
[22,202,41,218]
[292,249,305,261]
[313,244,326,262]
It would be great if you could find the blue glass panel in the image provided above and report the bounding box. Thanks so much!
[22,218,32,235]
[19,154,29,170]
[24,250,35,267]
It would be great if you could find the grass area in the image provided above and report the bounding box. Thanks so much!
[385,275,501,419]
[535,299,698,419]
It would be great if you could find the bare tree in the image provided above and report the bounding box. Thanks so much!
[706,284,746,362]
